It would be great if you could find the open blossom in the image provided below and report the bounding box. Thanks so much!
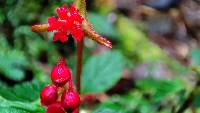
[48,4,84,43]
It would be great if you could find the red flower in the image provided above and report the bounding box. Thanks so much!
[48,4,84,43]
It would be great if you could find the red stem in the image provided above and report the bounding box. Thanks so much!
[76,39,84,93]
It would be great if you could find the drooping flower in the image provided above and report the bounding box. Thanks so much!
[48,4,84,43]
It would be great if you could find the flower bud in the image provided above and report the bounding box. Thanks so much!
[40,85,58,106]
[61,91,80,110]
[51,59,71,86]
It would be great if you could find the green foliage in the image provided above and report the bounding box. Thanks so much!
[13,25,60,62]
[136,78,184,102]
[88,13,118,39]
[0,81,44,102]
[191,48,200,67]
[117,16,166,62]
[0,35,28,81]
[94,91,157,113]
[0,81,45,113]
[0,96,44,113]
[94,78,185,113]
[0,107,30,113]
[7,0,42,26]
[0,0,198,113]
[81,51,125,93]
[93,108,123,113]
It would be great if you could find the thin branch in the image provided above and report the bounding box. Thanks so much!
[83,23,112,48]
[32,24,48,32]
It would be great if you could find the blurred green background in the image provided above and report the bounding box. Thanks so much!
[0,0,200,113]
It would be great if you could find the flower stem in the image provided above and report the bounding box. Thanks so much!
[74,0,87,94]
[76,39,84,93]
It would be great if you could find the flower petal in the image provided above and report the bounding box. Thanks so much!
[48,16,60,31]
[53,31,68,43]
[56,4,68,20]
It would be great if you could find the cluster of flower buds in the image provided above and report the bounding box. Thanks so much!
[40,58,80,113]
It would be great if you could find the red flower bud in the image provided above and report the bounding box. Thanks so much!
[46,102,65,113]
[40,85,58,106]
[51,59,71,86]
[61,91,81,110]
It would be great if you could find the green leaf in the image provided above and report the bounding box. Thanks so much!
[94,91,157,113]
[93,108,122,113]
[0,35,28,81]
[136,78,184,102]
[0,81,44,102]
[13,26,40,39]
[7,0,42,26]
[81,51,125,93]
[0,107,30,113]
[0,96,44,113]
[88,13,118,39]
[191,48,200,66]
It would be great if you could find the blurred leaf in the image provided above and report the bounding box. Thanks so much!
[7,0,42,26]
[66,0,73,5]
[81,51,125,93]
[116,16,167,62]
[193,88,200,108]
[93,108,122,113]
[13,26,59,64]
[136,78,184,102]
[13,26,40,39]
[0,107,30,113]
[0,81,44,102]
[88,13,118,39]
[0,10,5,24]
[0,96,44,113]
[191,48,200,66]
[0,35,28,81]
[94,91,156,113]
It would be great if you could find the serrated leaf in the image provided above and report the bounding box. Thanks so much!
[0,96,44,113]
[0,81,44,102]
[81,51,124,93]
[88,13,118,39]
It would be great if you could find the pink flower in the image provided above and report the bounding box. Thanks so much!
[48,4,84,43]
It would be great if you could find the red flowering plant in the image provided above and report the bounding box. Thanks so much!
[32,1,112,113]
[40,58,80,113]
